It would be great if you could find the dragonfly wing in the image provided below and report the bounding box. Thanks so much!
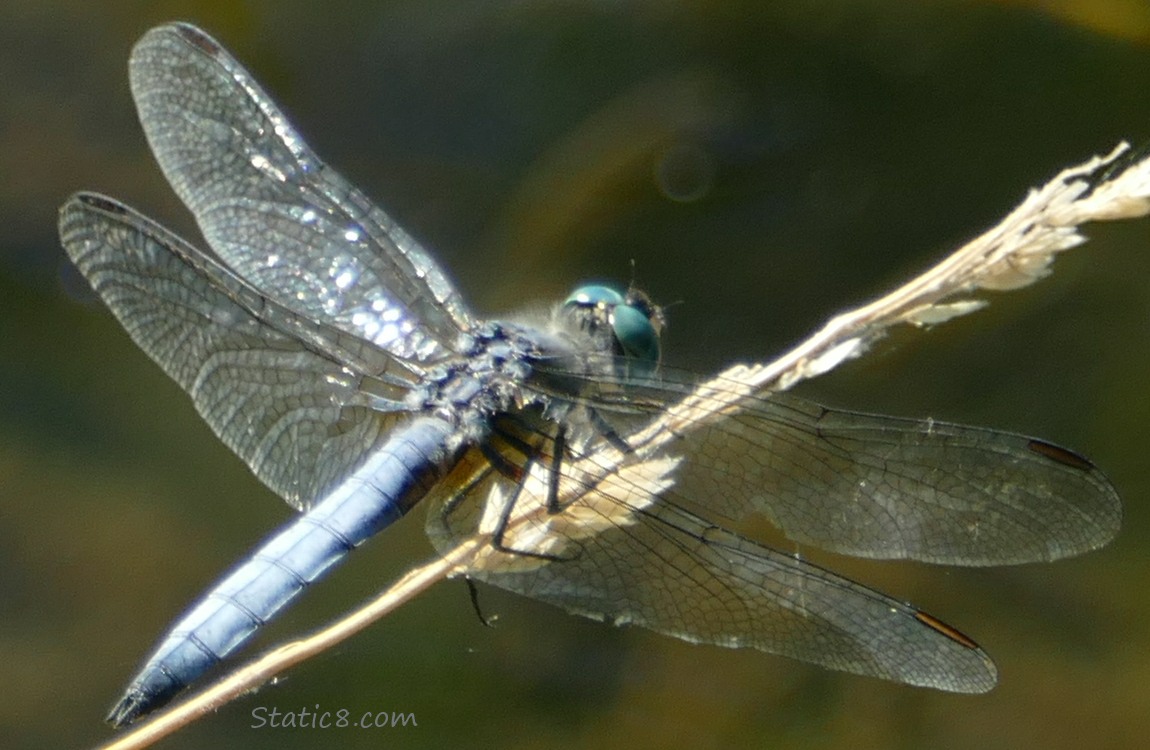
[425,442,997,693]
[664,389,1121,565]
[533,363,1120,565]
[128,23,472,361]
[60,193,418,510]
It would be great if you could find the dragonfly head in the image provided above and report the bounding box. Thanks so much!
[563,284,663,376]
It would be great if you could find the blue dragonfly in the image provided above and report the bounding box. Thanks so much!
[60,23,1121,728]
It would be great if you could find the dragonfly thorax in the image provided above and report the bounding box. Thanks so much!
[406,321,564,448]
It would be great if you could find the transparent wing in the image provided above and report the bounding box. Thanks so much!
[669,389,1121,565]
[128,23,472,361]
[525,362,1120,565]
[60,193,421,510]
[425,442,997,693]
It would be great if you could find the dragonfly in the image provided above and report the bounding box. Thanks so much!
[60,23,1121,728]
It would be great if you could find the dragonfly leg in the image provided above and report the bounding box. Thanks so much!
[588,407,633,455]
[480,428,577,563]
[464,577,497,627]
[545,426,566,514]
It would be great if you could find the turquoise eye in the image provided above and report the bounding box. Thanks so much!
[565,284,661,375]
[564,285,624,308]
[610,303,660,369]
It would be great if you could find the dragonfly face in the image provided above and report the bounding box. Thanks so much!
[563,285,662,377]
[59,23,1121,728]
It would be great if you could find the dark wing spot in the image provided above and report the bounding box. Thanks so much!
[914,610,981,651]
[175,23,222,55]
[1027,439,1096,472]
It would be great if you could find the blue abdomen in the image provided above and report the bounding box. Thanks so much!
[107,417,455,726]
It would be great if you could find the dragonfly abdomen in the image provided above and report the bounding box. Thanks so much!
[106,417,457,727]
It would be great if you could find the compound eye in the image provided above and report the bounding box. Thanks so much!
[610,302,660,372]
[565,284,662,376]
[564,285,625,310]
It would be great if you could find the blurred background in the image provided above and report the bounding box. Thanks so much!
[3,1,1150,748]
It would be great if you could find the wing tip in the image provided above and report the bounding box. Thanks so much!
[911,609,998,694]
[1026,438,1097,472]
[170,22,221,55]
